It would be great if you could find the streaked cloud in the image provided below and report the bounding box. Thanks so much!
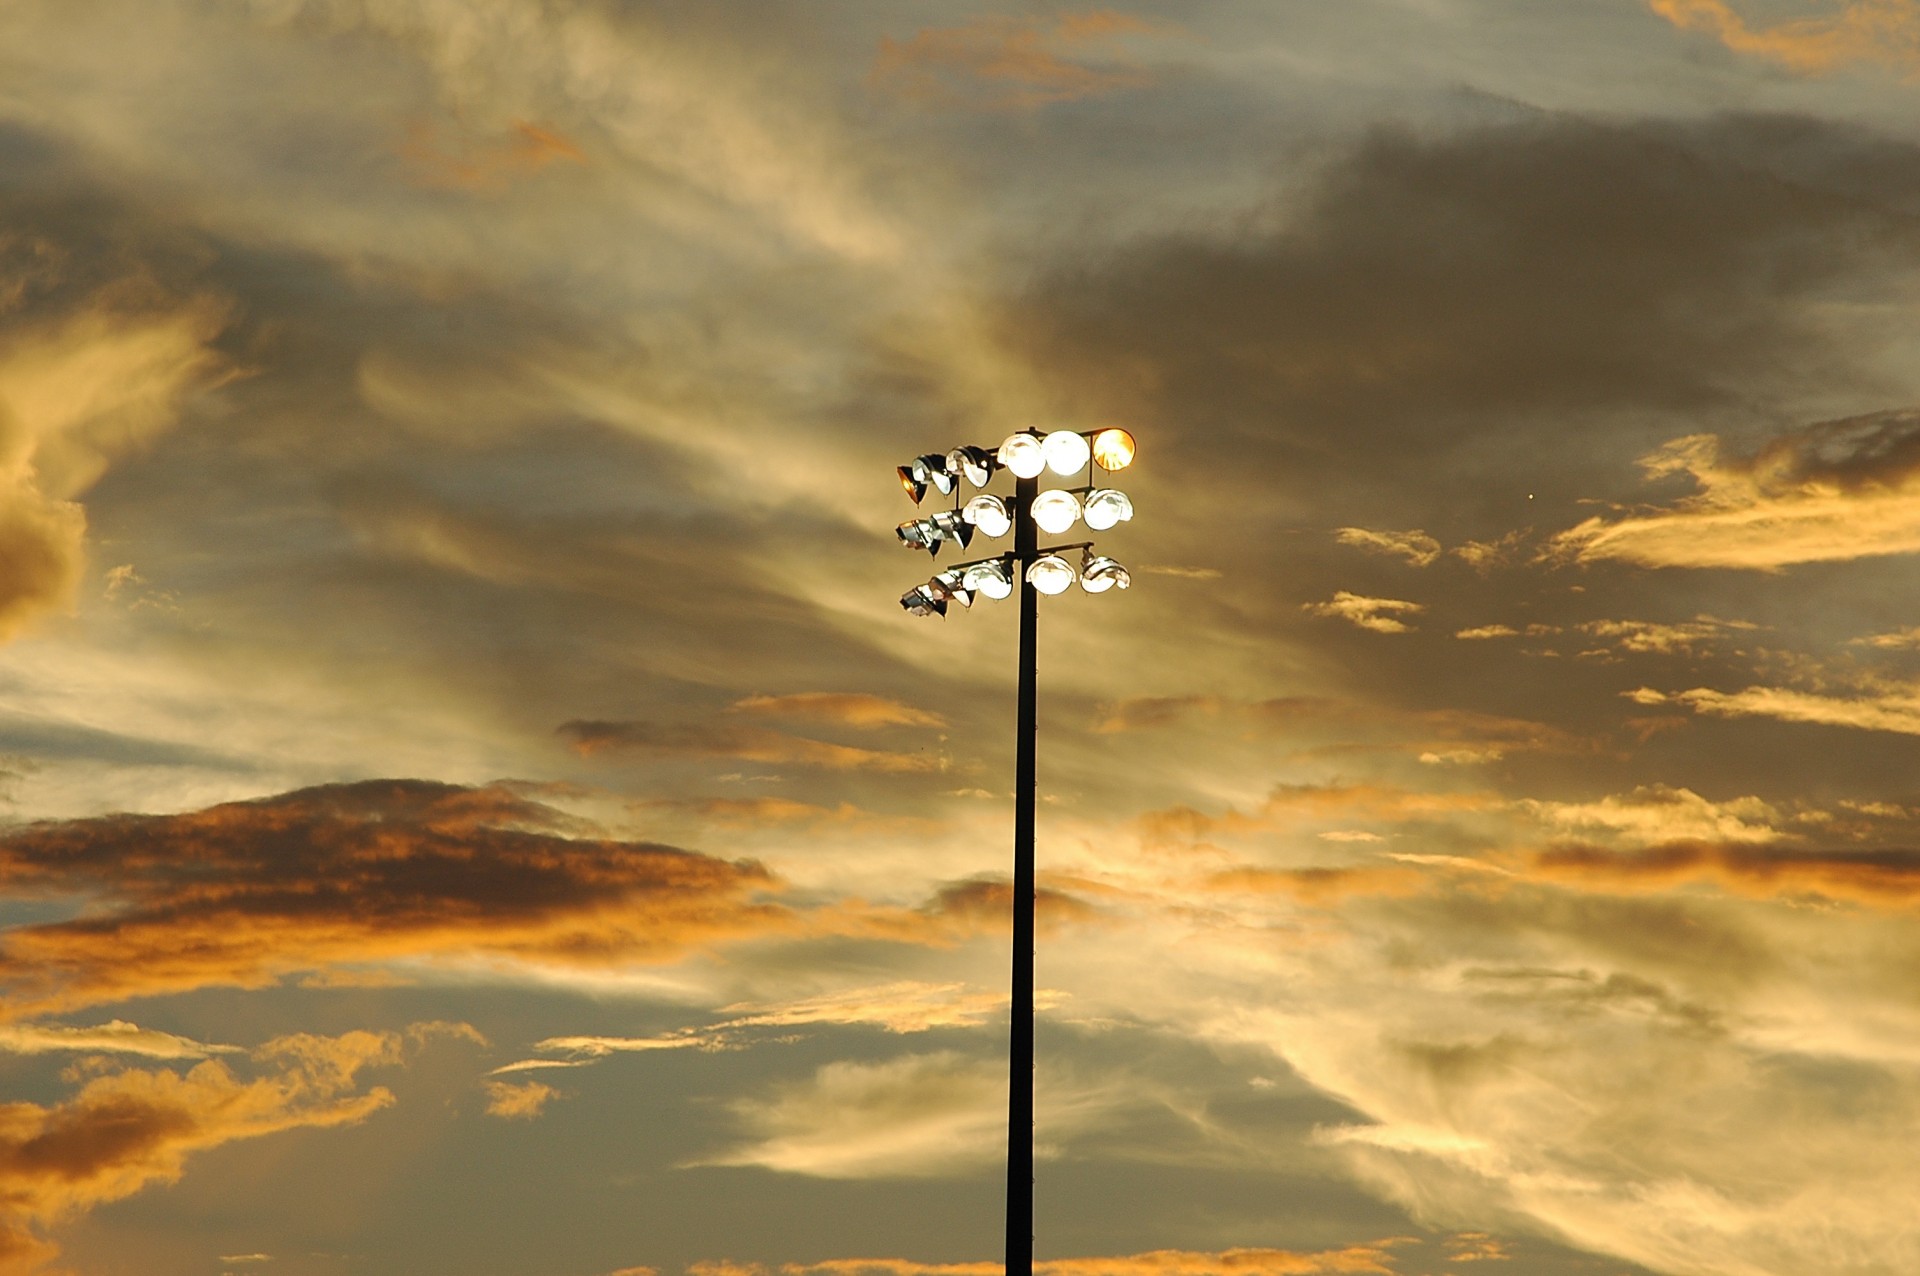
[1334,528,1441,568]
[869,11,1169,111]
[482,1078,563,1120]
[558,720,944,773]
[1303,593,1424,635]
[0,1019,240,1060]
[1645,683,1920,735]
[399,118,586,192]
[1649,0,1920,76]
[726,694,946,730]
[1553,415,1920,569]
[1521,785,1785,844]
[0,780,783,1016]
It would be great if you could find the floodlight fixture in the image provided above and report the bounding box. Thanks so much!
[885,426,1138,1276]
[962,558,1015,600]
[1079,551,1131,593]
[899,584,946,617]
[1042,429,1091,476]
[1030,488,1081,535]
[1090,428,1136,472]
[931,567,975,608]
[1082,488,1133,531]
[964,494,1014,538]
[998,431,1046,479]
[948,445,998,488]
[1027,553,1075,595]
[897,465,928,504]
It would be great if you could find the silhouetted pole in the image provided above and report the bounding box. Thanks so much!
[1006,472,1038,1276]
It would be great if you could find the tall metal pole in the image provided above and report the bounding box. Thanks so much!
[1006,473,1038,1276]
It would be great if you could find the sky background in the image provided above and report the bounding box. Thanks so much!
[4,2,1920,1274]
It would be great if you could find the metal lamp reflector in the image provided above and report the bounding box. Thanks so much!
[963,494,1013,538]
[1027,554,1075,595]
[1090,428,1136,471]
[1082,488,1133,531]
[997,432,1046,479]
[1030,489,1080,535]
[1042,429,1091,476]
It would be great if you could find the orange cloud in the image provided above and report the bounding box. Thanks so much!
[1533,841,1920,906]
[0,1027,413,1273]
[559,719,944,773]
[0,780,785,1017]
[687,1243,1406,1276]
[400,118,587,191]
[483,1078,563,1120]
[1649,0,1920,76]
[727,693,946,729]
[1303,592,1424,634]
[870,11,1168,110]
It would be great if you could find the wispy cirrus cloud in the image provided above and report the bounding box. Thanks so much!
[557,719,944,773]
[869,11,1170,111]
[1552,413,1920,569]
[1302,592,1424,634]
[1649,0,1920,76]
[1638,682,1920,735]
[726,693,946,730]
[0,1019,240,1060]
[1333,528,1441,568]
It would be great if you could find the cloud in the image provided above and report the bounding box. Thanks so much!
[1334,528,1441,568]
[0,261,229,640]
[764,1244,1405,1276]
[1303,593,1424,635]
[482,1078,562,1120]
[1552,414,1920,569]
[399,117,586,191]
[869,12,1169,111]
[700,1051,1006,1178]
[1454,625,1517,640]
[557,720,943,773]
[726,694,946,730]
[1532,842,1920,906]
[498,981,1021,1075]
[1667,683,1920,735]
[0,780,783,1017]
[1649,0,1920,76]
[1520,785,1785,845]
[0,1026,408,1270]
[1573,616,1753,656]
[0,1020,240,1060]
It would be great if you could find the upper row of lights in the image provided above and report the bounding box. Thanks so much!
[896,429,1136,554]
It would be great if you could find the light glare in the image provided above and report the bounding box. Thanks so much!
[1030,489,1080,535]
[1082,488,1133,531]
[998,432,1046,479]
[1042,430,1091,476]
[1091,428,1136,471]
[963,494,1013,538]
[963,560,1015,600]
[1027,555,1075,595]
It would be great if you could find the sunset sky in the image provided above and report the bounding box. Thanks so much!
[6,3,1920,1274]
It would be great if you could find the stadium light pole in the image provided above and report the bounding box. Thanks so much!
[893,428,1137,1276]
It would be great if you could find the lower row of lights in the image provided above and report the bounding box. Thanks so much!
[900,550,1131,616]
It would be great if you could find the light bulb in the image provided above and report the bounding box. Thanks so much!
[963,560,1015,600]
[1027,554,1075,595]
[1090,428,1136,471]
[1082,488,1133,531]
[998,432,1046,479]
[1030,489,1081,534]
[963,494,1012,538]
[1042,429,1091,476]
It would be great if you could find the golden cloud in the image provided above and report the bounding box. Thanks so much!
[1649,0,1920,76]
[482,1078,563,1120]
[1533,841,1920,906]
[0,1026,415,1273]
[1302,592,1424,635]
[1551,415,1920,569]
[558,720,943,773]
[1334,528,1442,568]
[0,780,785,1017]
[726,693,946,730]
[0,282,229,640]
[870,11,1168,110]
[400,118,587,191]
[688,1243,1404,1276]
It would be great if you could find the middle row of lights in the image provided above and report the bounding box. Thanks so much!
[896,430,1135,557]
